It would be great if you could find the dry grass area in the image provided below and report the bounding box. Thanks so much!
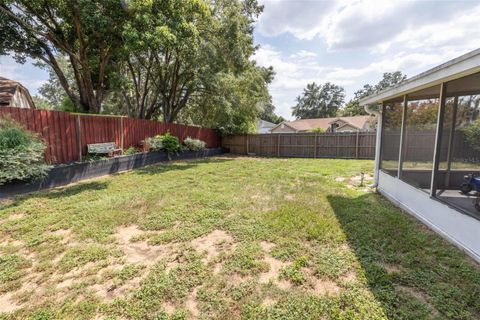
[0,156,479,320]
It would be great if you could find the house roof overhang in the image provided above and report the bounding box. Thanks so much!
[270,121,298,132]
[327,118,361,130]
[359,48,480,106]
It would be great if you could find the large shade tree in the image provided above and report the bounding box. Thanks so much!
[342,71,407,116]
[291,82,345,119]
[0,0,128,113]
[118,0,267,123]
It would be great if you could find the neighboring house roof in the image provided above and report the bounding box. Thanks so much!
[271,116,372,132]
[0,76,35,108]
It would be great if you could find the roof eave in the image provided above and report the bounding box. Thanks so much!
[359,48,480,106]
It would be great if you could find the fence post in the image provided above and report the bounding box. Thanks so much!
[75,115,82,162]
[314,133,317,158]
[355,131,360,159]
[246,135,249,155]
[277,134,280,157]
[119,117,124,150]
[336,134,339,157]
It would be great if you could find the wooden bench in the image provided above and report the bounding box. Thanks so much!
[87,142,122,157]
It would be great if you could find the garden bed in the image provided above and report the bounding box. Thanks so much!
[0,148,223,198]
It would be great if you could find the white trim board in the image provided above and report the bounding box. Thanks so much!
[377,171,480,263]
[359,48,480,105]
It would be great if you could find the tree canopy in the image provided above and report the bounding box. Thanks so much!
[0,0,128,113]
[1,0,273,133]
[291,82,345,119]
[259,102,285,124]
[342,71,407,116]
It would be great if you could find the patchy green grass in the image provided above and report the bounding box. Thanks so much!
[0,156,479,319]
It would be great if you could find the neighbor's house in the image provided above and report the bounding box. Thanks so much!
[0,77,35,109]
[361,48,480,262]
[270,116,374,134]
[256,119,276,134]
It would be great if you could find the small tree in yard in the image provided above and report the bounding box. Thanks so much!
[0,118,48,185]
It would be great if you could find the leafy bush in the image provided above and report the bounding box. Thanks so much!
[160,132,182,156]
[124,146,141,155]
[308,127,326,133]
[0,118,48,185]
[146,132,181,158]
[463,119,480,152]
[146,135,163,151]
[184,137,206,151]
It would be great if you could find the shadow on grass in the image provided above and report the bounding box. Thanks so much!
[134,157,234,175]
[0,181,110,211]
[1,157,234,211]
[327,192,480,319]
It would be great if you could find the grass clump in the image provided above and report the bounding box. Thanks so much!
[279,256,309,285]
[59,244,116,272]
[224,243,269,276]
[0,254,31,293]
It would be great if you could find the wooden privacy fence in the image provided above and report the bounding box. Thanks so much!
[0,107,220,164]
[222,132,377,159]
[382,130,479,162]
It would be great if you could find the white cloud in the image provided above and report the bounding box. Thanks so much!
[258,0,480,51]
[257,0,337,40]
[0,56,48,95]
[253,0,480,120]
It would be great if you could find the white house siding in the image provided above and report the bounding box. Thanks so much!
[377,171,480,263]
[10,89,33,109]
[336,124,359,132]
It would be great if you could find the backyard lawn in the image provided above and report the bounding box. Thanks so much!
[1,156,480,320]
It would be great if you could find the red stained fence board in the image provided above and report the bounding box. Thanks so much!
[0,107,220,164]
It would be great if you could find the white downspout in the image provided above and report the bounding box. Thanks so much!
[364,104,382,187]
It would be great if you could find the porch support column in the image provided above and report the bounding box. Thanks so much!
[445,96,458,188]
[397,95,408,179]
[430,82,447,197]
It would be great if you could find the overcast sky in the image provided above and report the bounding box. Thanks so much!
[1,0,480,120]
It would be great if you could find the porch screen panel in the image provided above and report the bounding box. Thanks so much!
[434,72,480,218]
[400,97,439,189]
[380,101,403,176]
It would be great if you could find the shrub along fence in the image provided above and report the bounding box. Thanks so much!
[222,132,377,159]
[0,107,220,164]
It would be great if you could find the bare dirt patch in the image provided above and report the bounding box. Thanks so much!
[335,177,346,182]
[0,292,22,313]
[284,194,295,201]
[115,225,177,266]
[341,270,357,282]
[46,228,73,244]
[186,288,200,319]
[191,230,235,263]
[348,173,373,188]
[162,301,176,315]
[259,255,290,286]
[6,213,25,221]
[260,241,275,252]
[310,278,341,296]
[92,276,143,301]
[261,297,277,307]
